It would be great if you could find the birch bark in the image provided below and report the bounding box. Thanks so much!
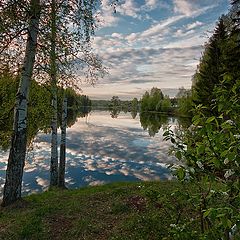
[2,0,41,206]
[58,96,67,188]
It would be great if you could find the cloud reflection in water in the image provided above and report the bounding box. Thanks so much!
[0,111,177,197]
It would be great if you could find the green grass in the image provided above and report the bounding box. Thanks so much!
[0,181,237,240]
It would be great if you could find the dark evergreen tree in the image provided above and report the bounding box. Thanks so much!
[231,0,240,33]
[225,1,240,79]
[192,16,228,114]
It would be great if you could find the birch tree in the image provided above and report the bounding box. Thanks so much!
[58,93,67,188]
[1,0,41,206]
[41,0,105,187]
[1,0,107,205]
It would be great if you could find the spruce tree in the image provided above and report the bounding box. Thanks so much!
[225,0,240,78]
[192,17,228,114]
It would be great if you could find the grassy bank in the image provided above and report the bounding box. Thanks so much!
[0,181,235,240]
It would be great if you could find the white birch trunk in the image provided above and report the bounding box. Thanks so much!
[2,0,41,206]
[50,86,58,186]
[58,96,67,188]
[49,0,58,187]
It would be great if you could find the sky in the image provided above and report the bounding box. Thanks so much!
[81,0,230,100]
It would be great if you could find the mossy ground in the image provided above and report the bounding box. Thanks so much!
[0,181,235,240]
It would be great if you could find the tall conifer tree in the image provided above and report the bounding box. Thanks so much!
[192,17,228,114]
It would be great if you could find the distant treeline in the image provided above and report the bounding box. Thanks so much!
[91,87,191,117]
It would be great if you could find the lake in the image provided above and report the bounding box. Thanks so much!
[0,111,179,197]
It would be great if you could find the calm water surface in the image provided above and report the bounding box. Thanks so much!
[0,111,178,197]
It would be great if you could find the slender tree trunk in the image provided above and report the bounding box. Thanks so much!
[49,0,58,187]
[50,85,58,186]
[2,0,41,207]
[58,95,67,188]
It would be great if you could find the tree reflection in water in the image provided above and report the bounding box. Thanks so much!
[140,112,169,137]
[106,110,191,137]
[0,108,91,149]
[67,109,90,127]
[109,108,121,118]
[131,110,137,119]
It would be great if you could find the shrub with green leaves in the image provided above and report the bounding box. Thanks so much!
[164,76,240,239]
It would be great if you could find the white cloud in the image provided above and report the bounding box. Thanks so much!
[142,0,171,12]
[126,32,138,42]
[98,0,119,28]
[36,177,49,188]
[141,15,184,38]
[133,6,211,41]
[173,0,196,16]
[174,29,197,37]
[186,21,203,30]
[164,35,204,48]
[117,0,140,18]
[173,0,218,17]
[82,44,202,99]
[144,0,158,10]
[111,32,123,39]
[190,4,218,18]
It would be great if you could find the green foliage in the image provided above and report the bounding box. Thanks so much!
[163,7,240,238]
[192,16,228,114]
[164,79,240,237]
[0,72,52,149]
[0,71,19,149]
[140,87,173,113]
[109,96,121,108]
[28,80,52,140]
[161,96,172,113]
[0,71,90,149]
[64,88,91,111]
[131,97,138,111]
[176,87,193,117]
[140,91,150,111]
